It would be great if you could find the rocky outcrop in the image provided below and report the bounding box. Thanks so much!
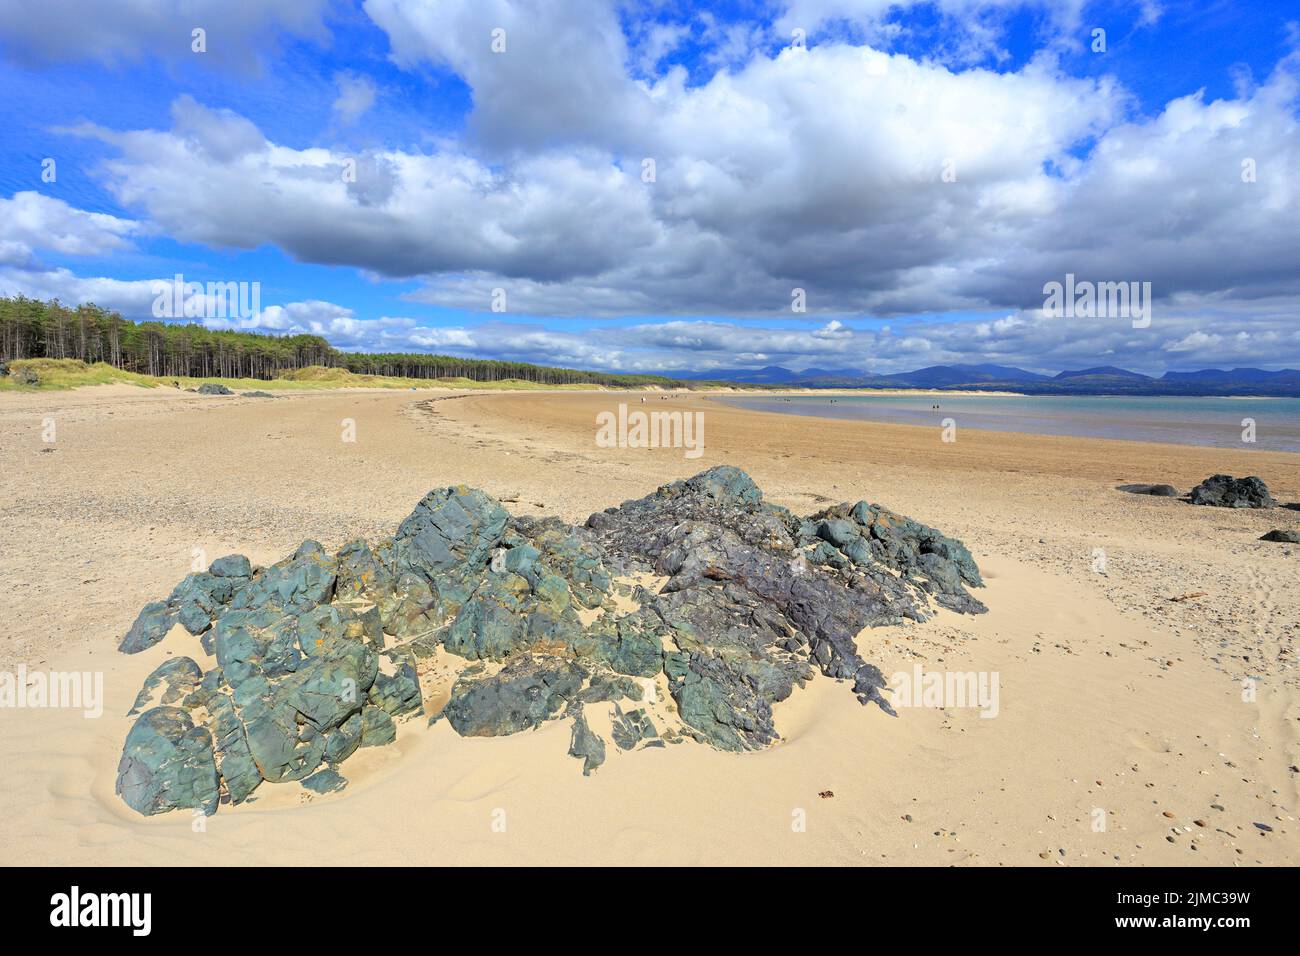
[118,555,254,653]
[115,466,983,814]
[1117,483,1181,497]
[197,383,233,395]
[1189,475,1276,509]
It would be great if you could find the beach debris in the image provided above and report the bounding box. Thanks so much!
[1260,529,1300,543]
[197,382,234,395]
[1189,474,1276,509]
[1169,592,1207,603]
[113,466,984,815]
[1117,483,1181,497]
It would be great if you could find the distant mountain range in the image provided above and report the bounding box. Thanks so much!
[667,364,1300,396]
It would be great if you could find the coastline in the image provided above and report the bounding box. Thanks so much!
[708,390,1300,453]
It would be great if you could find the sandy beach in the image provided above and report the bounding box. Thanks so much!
[0,385,1295,866]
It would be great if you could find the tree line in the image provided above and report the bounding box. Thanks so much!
[0,296,684,387]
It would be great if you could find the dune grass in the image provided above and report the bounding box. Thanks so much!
[0,359,616,393]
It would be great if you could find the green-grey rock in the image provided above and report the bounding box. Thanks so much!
[208,692,262,804]
[118,601,176,654]
[114,465,985,815]
[359,705,396,747]
[115,707,219,816]
[128,657,204,715]
[443,655,585,737]
[568,711,606,776]
[302,767,348,794]
[610,704,659,751]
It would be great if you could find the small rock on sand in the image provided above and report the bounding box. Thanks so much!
[1117,483,1181,497]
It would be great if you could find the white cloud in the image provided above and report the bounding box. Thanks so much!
[379,303,1300,376]
[0,0,332,68]
[0,192,139,260]
[767,0,1152,63]
[332,72,378,126]
[363,0,654,152]
[0,265,160,315]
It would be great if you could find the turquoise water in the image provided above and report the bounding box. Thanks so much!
[718,394,1300,452]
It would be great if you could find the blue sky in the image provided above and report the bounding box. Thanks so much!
[1,0,1298,375]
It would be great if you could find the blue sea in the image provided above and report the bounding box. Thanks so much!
[717,394,1300,452]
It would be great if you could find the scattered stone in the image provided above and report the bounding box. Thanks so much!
[10,365,39,385]
[610,703,659,751]
[819,790,834,799]
[1189,474,1276,509]
[568,711,606,776]
[302,767,348,794]
[1117,483,1181,497]
[1260,529,1300,543]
